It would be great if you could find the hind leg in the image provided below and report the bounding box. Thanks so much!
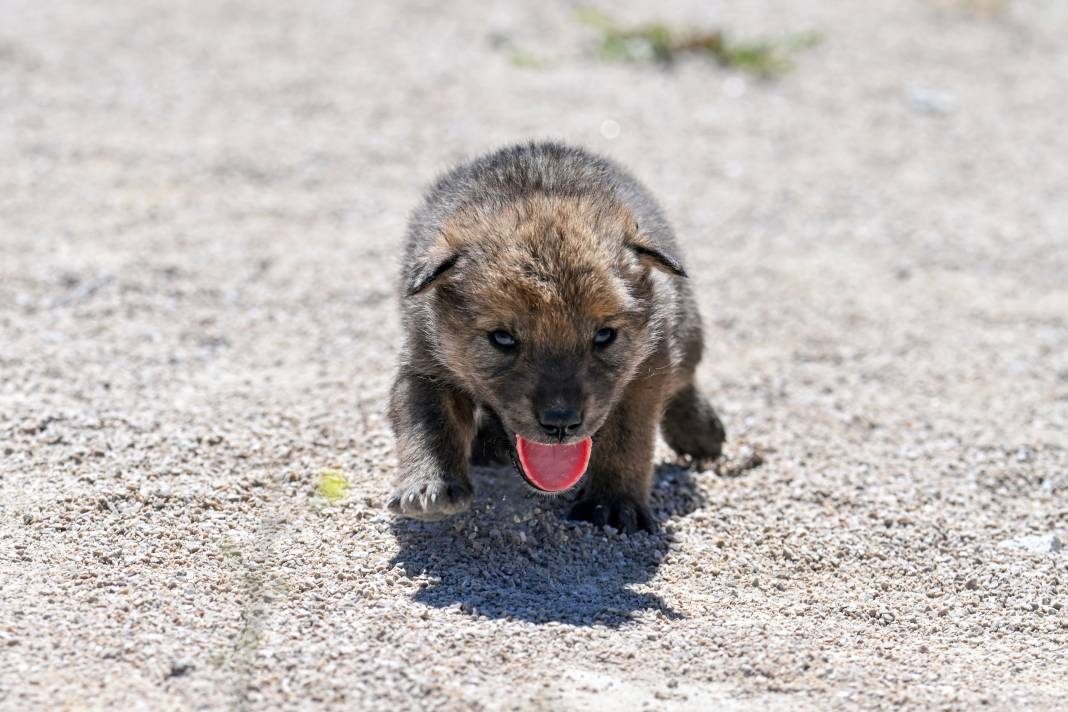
[661,289,725,460]
[661,382,726,460]
[470,407,512,466]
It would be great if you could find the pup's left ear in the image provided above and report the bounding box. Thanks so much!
[625,230,688,278]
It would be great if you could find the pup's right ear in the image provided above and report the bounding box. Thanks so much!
[405,241,461,297]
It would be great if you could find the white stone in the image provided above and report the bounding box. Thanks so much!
[998,535,1063,555]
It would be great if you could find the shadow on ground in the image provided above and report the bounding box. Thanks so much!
[389,462,707,627]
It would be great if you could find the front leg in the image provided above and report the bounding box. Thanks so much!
[387,370,476,521]
[568,375,665,533]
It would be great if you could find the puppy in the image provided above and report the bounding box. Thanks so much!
[387,142,725,533]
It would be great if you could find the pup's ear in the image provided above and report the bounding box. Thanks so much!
[406,241,461,296]
[626,229,687,278]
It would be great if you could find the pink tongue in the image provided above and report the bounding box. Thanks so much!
[515,436,592,492]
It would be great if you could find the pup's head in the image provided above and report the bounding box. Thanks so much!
[406,194,685,492]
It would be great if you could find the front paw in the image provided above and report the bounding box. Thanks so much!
[568,496,656,534]
[387,475,473,521]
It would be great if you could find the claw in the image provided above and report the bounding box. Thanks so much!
[386,476,474,520]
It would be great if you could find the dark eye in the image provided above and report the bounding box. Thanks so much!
[593,327,616,347]
[489,330,518,350]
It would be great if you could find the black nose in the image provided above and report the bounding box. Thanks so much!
[538,407,583,439]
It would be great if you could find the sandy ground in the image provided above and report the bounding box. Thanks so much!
[2,1,1067,710]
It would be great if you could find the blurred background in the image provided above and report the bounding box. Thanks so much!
[2,1,1067,710]
[3,1,1067,433]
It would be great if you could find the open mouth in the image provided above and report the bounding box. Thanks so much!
[513,435,592,493]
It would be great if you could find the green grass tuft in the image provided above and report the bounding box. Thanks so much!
[575,8,821,78]
[506,48,556,69]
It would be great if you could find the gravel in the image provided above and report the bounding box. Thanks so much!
[2,1,1067,711]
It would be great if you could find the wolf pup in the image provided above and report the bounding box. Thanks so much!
[387,142,725,533]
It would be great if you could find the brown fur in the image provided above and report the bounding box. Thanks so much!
[387,142,725,533]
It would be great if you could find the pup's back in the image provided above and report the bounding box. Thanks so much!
[403,142,680,291]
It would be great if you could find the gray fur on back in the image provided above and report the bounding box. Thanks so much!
[402,141,680,287]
